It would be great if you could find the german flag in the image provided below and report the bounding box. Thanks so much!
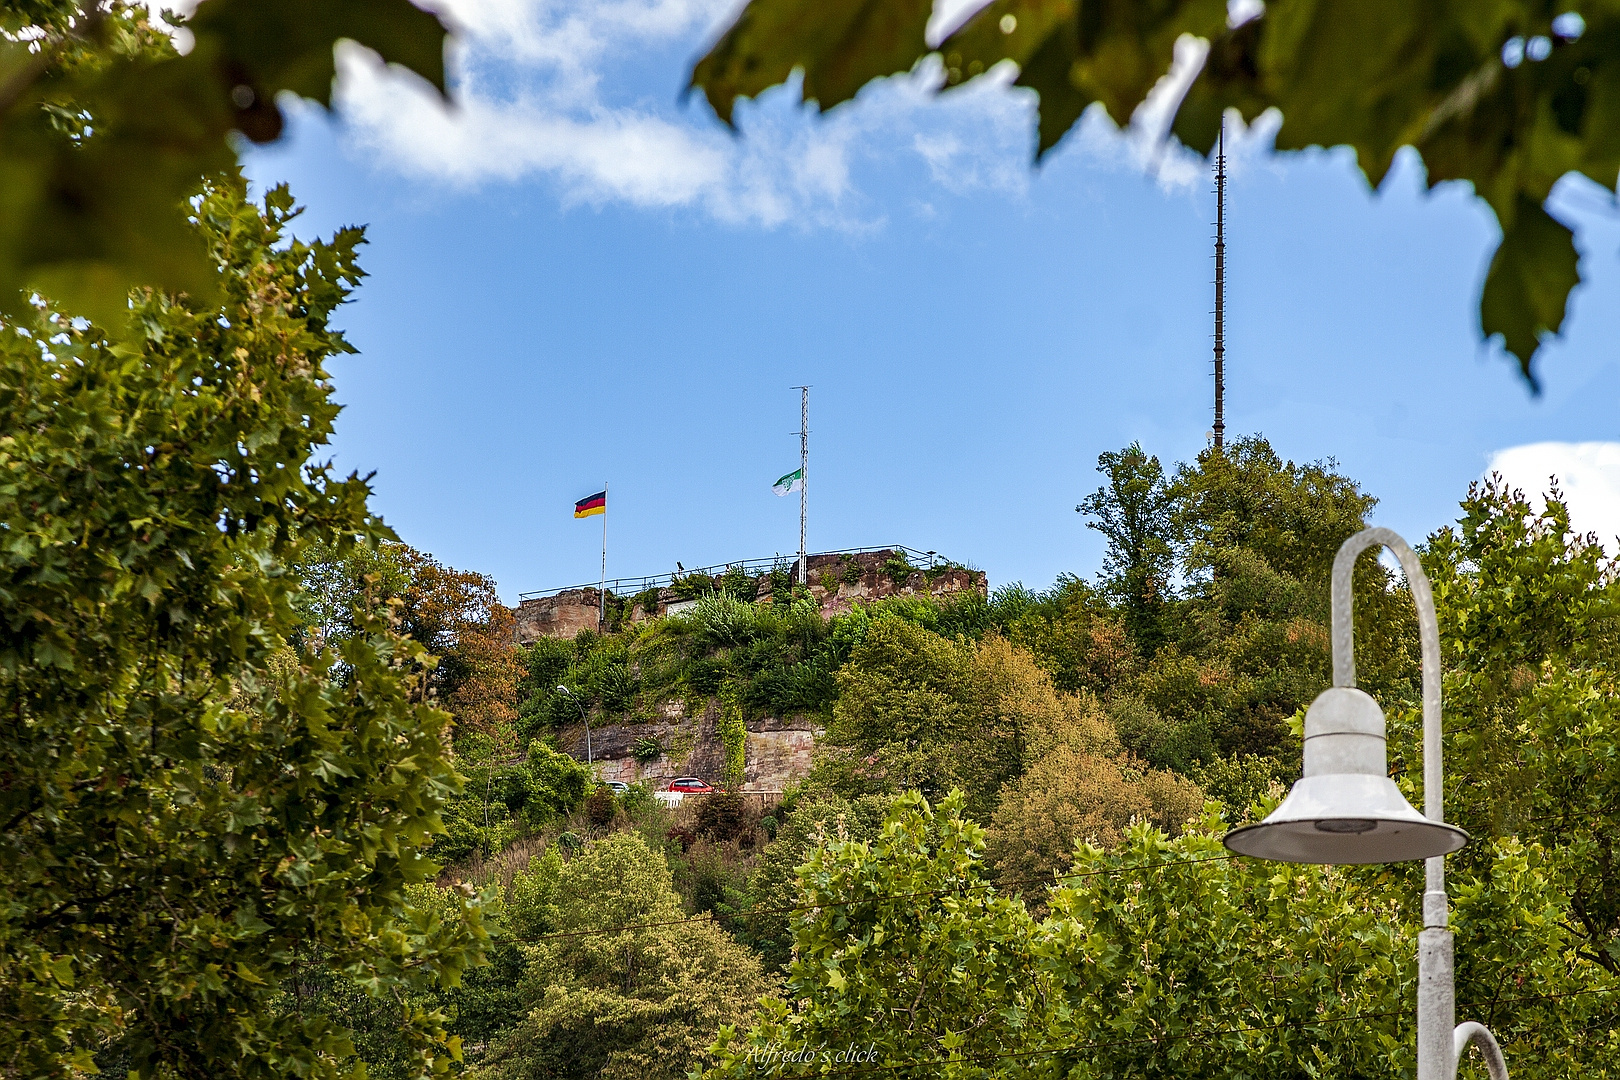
[574,490,606,518]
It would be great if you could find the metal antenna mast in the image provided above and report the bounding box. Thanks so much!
[793,386,809,585]
[1212,118,1227,451]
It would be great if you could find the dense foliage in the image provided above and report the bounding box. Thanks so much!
[0,0,448,329]
[707,793,1620,1079]
[0,179,486,1078]
[9,235,1614,1080]
[689,0,1619,381]
[523,438,1400,812]
[467,442,1619,1079]
[483,834,775,1080]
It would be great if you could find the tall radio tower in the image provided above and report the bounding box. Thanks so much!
[1212,118,1227,451]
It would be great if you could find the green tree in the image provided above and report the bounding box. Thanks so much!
[289,537,413,652]
[706,794,1620,1079]
[1,0,449,326]
[819,616,988,803]
[483,832,776,1080]
[817,622,1099,819]
[1122,436,1412,764]
[0,177,486,1079]
[709,791,1045,1079]
[292,539,523,737]
[688,0,1613,381]
[985,744,1202,896]
[741,792,894,971]
[988,577,1143,698]
[1077,442,1175,648]
[1423,477,1620,973]
[1170,436,1378,590]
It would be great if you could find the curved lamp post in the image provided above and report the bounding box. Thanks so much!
[1224,528,1508,1080]
[557,685,592,766]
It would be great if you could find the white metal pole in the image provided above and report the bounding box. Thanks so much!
[1330,528,1507,1080]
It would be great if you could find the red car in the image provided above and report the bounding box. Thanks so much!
[667,777,714,794]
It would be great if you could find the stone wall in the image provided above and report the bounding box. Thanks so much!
[783,550,985,617]
[514,549,987,644]
[556,698,819,793]
[513,587,604,642]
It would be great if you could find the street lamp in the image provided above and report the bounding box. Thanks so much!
[557,685,592,766]
[1223,528,1509,1080]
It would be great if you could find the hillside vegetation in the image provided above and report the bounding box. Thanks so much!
[13,263,1618,1080]
[249,435,1620,1079]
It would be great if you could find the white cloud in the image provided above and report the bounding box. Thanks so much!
[336,42,728,207]
[331,0,1235,223]
[1485,442,1620,549]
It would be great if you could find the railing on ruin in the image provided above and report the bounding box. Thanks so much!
[517,544,950,602]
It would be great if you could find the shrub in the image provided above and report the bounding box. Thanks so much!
[514,741,592,826]
[631,734,665,762]
[585,787,617,827]
[619,782,660,821]
[717,566,757,599]
[670,572,715,599]
[985,745,1205,895]
[684,591,766,648]
[694,792,749,842]
[881,552,915,584]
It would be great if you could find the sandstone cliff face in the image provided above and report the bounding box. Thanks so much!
[513,549,985,645]
[556,698,819,793]
[513,587,604,642]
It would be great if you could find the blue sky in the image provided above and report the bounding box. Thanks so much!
[244,0,1620,603]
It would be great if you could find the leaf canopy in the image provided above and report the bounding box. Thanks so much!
[0,0,449,331]
[0,176,487,1079]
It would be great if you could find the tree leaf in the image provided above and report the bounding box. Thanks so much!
[1480,195,1580,386]
[938,0,1226,159]
[0,1,449,330]
[188,0,450,107]
[688,0,933,126]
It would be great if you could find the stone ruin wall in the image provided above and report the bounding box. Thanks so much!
[513,549,986,646]
[556,699,817,794]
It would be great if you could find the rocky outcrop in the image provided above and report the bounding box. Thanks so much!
[556,698,819,793]
[513,587,605,642]
[514,549,987,644]
[782,551,984,616]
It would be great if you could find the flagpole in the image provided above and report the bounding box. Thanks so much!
[794,386,809,586]
[599,481,607,630]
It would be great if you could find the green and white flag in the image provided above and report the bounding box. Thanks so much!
[772,468,803,496]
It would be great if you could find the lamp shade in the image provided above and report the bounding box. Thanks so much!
[1223,687,1468,865]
